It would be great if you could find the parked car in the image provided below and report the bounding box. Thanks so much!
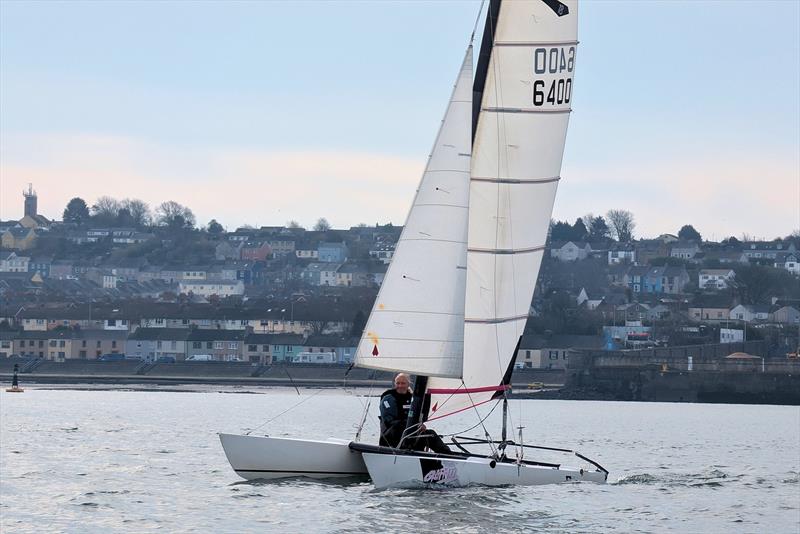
[156,356,176,363]
[98,353,126,362]
[186,354,214,362]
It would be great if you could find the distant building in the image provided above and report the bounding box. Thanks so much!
[741,241,796,260]
[516,334,605,369]
[187,329,246,361]
[369,242,396,264]
[670,242,701,260]
[318,242,348,263]
[126,328,192,362]
[1,226,37,250]
[774,253,800,276]
[551,241,592,262]
[240,242,271,261]
[0,252,30,273]
[719,328,744,344]
[729,304,770,323]
[178,280,244,298]
[699,269,735,290]
[772,306,800,325]
[608,244,636,265]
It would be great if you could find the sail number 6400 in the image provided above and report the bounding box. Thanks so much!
[533,78,572,106]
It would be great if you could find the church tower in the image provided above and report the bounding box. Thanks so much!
[23,183,37,218]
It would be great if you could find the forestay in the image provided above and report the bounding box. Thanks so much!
[353,47,473,379]
[428,0,578,420]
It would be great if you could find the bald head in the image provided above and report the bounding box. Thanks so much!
[394,373,410,394]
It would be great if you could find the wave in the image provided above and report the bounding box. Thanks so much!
[614,469,736,487]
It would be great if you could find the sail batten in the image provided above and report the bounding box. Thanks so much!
[353,47,474,379]
[428,0,578,420]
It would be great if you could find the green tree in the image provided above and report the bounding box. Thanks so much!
[572,218,588,241]
[207,219,224,234]
[678,224,702,241]
[63,197,90,224]
[589,216,611,241]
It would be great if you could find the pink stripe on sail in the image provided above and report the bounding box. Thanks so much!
[427,384,511,395]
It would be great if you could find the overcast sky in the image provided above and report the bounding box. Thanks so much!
[1,1,798,240]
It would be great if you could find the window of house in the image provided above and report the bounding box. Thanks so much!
[214,341,224,349]
[248,345,257,352]
[287,345,293,353]
[155,318,165,325]
[112,341,117,348]
[96,340,101,348]
[79,350,86,358]
[82,340,87,347]
[182,319,190,325]
[193,342,201,349]
[157,341,163,349]
[58,351,65,358]
[262,345,269,351]
[108,319,117,327]
[171,341,176,349]
[49,340,56,347]
[206,341,213,349]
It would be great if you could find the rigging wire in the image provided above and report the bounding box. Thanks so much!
[469,0,487,44]
[243,387,325,436]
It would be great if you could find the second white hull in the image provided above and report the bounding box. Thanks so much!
[361,451,607,489]
[219,433,368,481]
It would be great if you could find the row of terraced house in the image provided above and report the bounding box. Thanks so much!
[0,327,358,364]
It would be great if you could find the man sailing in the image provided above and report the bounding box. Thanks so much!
[379,373,451,454]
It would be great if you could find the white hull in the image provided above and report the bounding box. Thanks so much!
[219,433,367,481]
[361,451,607,489]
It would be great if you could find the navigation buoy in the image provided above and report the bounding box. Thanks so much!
[6,363,24,393]
[372,344,379,356]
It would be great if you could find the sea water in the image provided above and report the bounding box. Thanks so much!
[1,387,798,533]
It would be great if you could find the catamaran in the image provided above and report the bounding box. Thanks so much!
[220,0,608,488]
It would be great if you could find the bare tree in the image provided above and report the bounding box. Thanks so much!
[286,220,303,229]
[92,196,120,219]
[120,198,151,227]
[606,209,635,242]
[313,217,331,231]
[155,201,195,228]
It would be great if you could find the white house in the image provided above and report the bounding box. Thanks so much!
[608,245,636,265]
[720,328,744,343]
[178,280,244,298]
[729,304,770,323]
[0,252,30,273]
[670,242,701,259]
[576,288,604,310]
[775,253,800,276]
[698,269,735,290]
[551,241,592,262]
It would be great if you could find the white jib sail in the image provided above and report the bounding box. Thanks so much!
[353,47,473,378]
[428,0,578,420]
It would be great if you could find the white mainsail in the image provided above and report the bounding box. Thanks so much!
[428,0,578,420]
[353,47,473,378]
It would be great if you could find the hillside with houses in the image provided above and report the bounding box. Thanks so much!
[1,188,798,368]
